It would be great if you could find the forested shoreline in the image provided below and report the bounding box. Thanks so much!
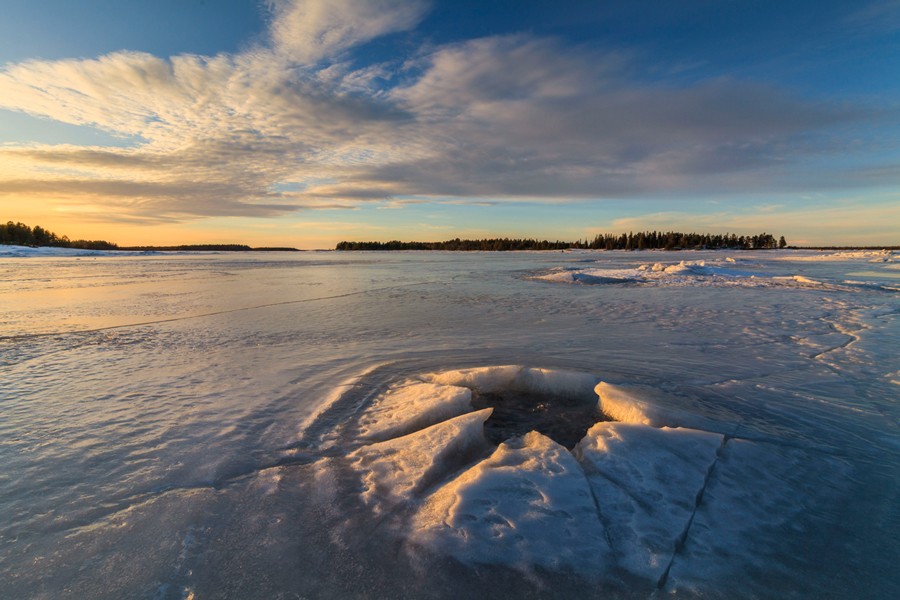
[1,221,119,250]
[337,231,788,251]
[0,222,298,252]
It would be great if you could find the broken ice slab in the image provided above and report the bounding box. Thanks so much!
[355,381,473,441]
[595,381,728,433]
[423,365,598,399]
[408,431,610,574]
[574,422,723,582]
[349,409,493,513]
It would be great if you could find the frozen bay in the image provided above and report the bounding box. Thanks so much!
[1,249,898,599]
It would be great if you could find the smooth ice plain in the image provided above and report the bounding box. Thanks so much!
[1,248,898,599]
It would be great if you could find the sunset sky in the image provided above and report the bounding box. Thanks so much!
[1,0,898,248]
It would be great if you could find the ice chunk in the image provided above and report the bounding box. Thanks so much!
[424,366,597,399]
[594,382,723,432]
[574,422,723,581]
[349,409,493,513]
[409,431,609,573]
[356,382,473,441]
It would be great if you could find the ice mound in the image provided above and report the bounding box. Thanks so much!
[574,422,723,581]
[350,409,493,512]
[356,381,473,441]
[531,260,764,288]
[409,431,610,573]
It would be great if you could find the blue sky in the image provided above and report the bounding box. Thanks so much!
[0,0,898,247]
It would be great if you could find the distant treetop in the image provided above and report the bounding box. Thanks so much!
[336,232,785,251]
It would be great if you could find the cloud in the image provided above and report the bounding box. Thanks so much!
[0,0,895,226]
[268,0,431,64]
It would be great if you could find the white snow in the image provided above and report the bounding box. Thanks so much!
[349,409,493,513]
[574,422,723,581]
[409,431,610,573]
[356,381,473,441]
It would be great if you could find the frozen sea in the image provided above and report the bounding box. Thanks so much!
[1,247,898,599]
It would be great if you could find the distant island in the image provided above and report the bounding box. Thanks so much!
[1,221,298,252]
[119,244,299,252]
[337,232,788,251]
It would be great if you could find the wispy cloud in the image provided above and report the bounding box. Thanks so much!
[0,0,894,227]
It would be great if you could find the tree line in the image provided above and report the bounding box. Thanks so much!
[1,221,118,250]
[337,231,787,251]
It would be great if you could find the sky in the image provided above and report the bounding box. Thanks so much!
[0,0,898,248]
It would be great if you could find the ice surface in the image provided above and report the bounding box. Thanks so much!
[574,422,723,582]
[2,249,897,599]
[350,409,493,512]
[355,381,473,441]
[409,431,610,573]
